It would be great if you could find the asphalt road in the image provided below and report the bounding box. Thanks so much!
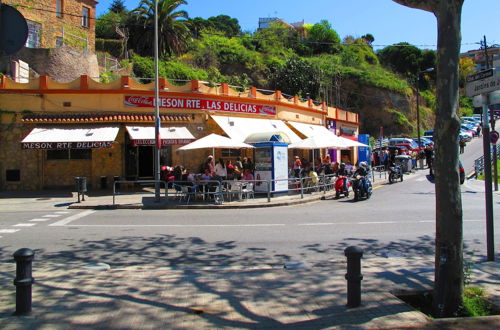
[0,138,498,270]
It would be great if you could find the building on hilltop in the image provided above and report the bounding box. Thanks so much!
[258,17,307,38]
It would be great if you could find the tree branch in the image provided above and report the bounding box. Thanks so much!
[391,0,439,13]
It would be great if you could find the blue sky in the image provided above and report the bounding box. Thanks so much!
[97,0,499,52]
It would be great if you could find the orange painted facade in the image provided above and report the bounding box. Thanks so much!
[0,75,360,190]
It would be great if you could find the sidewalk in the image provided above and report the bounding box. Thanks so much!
[0,257,498,329]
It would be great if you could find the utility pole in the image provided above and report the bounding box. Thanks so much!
[480,36,495,261]
[482,37,498,191]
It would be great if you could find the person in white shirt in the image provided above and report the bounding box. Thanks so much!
[214,158,227,179]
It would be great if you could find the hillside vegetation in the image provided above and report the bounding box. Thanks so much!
[96,0,475,137]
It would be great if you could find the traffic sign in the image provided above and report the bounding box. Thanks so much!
[466,69,500,97]
[490,131,499,144]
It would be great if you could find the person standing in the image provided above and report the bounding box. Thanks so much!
[459,138,466,154]
[214,158,227,180]
[293,156,302,177]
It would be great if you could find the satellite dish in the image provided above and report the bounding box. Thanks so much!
[0,4,29,55]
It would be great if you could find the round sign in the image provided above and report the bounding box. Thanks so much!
[490,131,499,144]
[0,4,29,55]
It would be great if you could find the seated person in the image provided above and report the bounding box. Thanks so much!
[241,169,254,182]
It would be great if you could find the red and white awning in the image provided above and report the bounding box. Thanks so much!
[21,126,120,149]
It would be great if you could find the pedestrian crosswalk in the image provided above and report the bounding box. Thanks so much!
[0,211,77,240]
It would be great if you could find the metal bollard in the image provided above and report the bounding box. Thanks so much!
[13,248,35,315]
[344,246,363,308]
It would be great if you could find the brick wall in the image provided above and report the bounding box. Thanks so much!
[5,0,97,51]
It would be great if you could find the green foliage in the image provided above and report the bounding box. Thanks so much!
[100,71,121,83]
[462,287,491,317]
[190,34,263,73]
[459,96,474,116]
[61,24,88,51]
[188,15,241,38]
[387,108,413,132]
[420,90,436,110]
[129,0,191,58]
[306,20,341,54]
[131,55,207,82]
[110,0,127,13]
[96,39,124,58]
[378,42,436,79]
[272,56,320,99]
[96,11,128,39]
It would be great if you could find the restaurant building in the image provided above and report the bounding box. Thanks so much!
[0,75,360,190]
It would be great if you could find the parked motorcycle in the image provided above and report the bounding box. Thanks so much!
[352,175,372,201]
[334,175,350,199]
[388,165,403,183]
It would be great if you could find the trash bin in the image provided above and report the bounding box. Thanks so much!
[100,176,107,189]
[395,155,412,173]
[75,176,87,193]
[74,177,87,202]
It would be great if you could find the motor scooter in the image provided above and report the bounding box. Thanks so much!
[334,175,350,199]
[352,175,372,201]
[388,164,403,183]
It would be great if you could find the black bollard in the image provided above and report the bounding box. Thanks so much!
[13,248,35,316]
[344,246,363,308]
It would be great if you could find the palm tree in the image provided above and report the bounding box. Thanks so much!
[130,0,191,57]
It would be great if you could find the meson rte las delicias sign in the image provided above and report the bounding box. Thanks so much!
[124,95,277,116]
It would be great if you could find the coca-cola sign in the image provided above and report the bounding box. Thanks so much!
[124,95,276,116]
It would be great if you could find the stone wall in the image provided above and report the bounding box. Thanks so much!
[1,46,99,82]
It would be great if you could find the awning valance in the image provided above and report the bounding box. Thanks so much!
[211,115,301,143]
[126,126,195,146]
[287,121,335,139]
[21,126,120,149]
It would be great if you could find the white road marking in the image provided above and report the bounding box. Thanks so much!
[48,210,94,226]
[62,224,286,228]
[13,223,36,227]
[54,211,70,214]
[0,229,20,233]
[30,218,51,222]
[43,214,62,218]
[357,221,396,224]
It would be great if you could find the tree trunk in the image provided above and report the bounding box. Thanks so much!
[392,0,464,318]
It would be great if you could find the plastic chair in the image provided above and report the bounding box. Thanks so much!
[241,182,254,200]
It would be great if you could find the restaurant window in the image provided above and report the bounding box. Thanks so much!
[47,149,92,160]
[221,149,241,157]
[6,169,21,181]
[25,20,41,48]
[56,0,63,18]
[82,7,90,27]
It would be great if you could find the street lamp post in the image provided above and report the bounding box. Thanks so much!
[154,0,161,202]
[416,67,434,167]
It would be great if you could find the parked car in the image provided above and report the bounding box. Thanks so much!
[389,138,420,152]
[413,137,433,148]
[422,135,434,142]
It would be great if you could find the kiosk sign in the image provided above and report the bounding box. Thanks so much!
[466,69,500,97]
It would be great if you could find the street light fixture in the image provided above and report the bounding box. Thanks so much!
[416,67,434,158]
